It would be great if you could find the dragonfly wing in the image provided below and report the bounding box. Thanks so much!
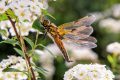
[82,36,97,43]
[58,15,96,30]
[63,34,89,40]
[58,15,97,49]
[63,36,97,48]
[70,26,93,36]
[53,35,72,62]
[63,26,93,39]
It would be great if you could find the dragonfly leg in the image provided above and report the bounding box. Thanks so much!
[42,30,47,39]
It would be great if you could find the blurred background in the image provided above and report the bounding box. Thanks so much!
[1,0,120,80]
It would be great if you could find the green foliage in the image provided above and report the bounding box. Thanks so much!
[0,13,8,21]
[35,66,46,76]
[24,37,35,49]
[3,68,22,72]
[0,9,16,21]
[42,9,56,20]
[0,39,18,46]
[14,48,24,57]
[0,29,7,38]
[32,63,46,80]
[32,18,45,33]
[107,55,115,66]
[3,67,28,76]
[31,51,40,62]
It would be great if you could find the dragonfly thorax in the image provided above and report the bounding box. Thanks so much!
[42,19,51,28]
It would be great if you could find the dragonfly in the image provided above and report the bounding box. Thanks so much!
[40,15,97,62]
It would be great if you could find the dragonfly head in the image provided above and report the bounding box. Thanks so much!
[42,19,51,27]
[44,19,50,26]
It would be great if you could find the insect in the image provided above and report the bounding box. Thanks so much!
[40,15,97,62]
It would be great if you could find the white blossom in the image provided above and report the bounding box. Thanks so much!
[0,55,39,80]
[112,4,120,18]
[40,44,98,68]
[99,18,120,33]
[64,64,115,80]
[0,0,49,38]
[9,21,33,36]
[34,43,98,79]
[71,48,98,61]
[0,1,7,14]
[106,42,120,55]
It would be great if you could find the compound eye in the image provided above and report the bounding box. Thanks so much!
[44,19,50,26]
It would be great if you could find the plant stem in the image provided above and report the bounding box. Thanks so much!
[34,31,39,49]
[6,12,36,80]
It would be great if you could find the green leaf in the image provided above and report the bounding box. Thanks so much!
[6,9,16,19]
[24,37,34,49]
[14,48,24,57]
[31,63,47,74]
[28,50,40,62]
[31,63,46,80]
[0,9,16,21]
[0,13,8,21]
[107,55,114,64]
[32,52,40,62]
[0,39,18,46]
[3,67,28,75]
[3,68,21,72]
[42,9,56,20]
[37,72,46,80]
[32,18,45,33]
[0,29,7,37]
[35,66,46,75]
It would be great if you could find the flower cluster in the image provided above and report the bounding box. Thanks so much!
[99,18,120,33]
[35,43,98,79]
[0,0,46,19]
[107,42,120,55]
[64,64,114,80]
[0,0,48,39]
[0,55,38,80]
[92,4,120,33]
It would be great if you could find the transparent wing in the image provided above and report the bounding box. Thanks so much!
[63,26,93,39]
[63,36,97,48]
[58,15,96,30]
[58,15,97,48]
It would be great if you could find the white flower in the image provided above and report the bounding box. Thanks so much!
[0,1,7,14]
[99,18,120,33]
[42,0,49,9]
[106,42,120,55]
[8,0,45,21]
[0,0,50,38]
[64,69,74,80]
[14,7,32,21]
[112,4,120,18]
[9,21,32,36]
[64,64,115,80]
[0,55,39,80]
[71,48,98,61]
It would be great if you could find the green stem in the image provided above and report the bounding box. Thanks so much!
[34,31,39,49]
